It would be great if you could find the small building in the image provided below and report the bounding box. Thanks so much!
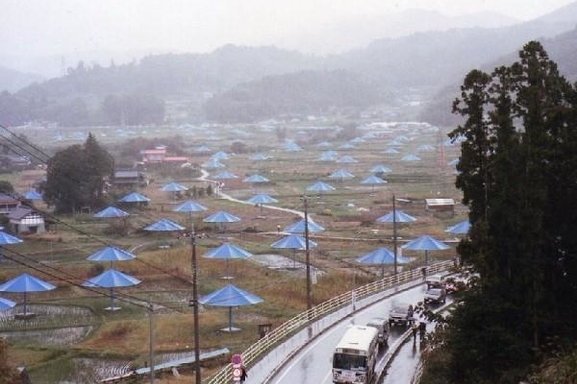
[140,148,167,164]
[113,170,148,189]
[8,207,45,234]
[0,193,21,215]
[425,198,455,215]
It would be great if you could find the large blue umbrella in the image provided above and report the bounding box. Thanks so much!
[370,165,392,174]
[204,242,253,278]
[336,155,358,164]
[250,153,271,161]
[93,206,129,218]
[22,189,43,200]
[0,273,56,316]
[401,154,421,162]
[202,159,226,169]
[161,182,188,192]
[0,231,23,245]
[246,194,278,205]
[211,151,230,161]
[445,220,471,235]
[86,245,135,268]
[144,218,185,232]
[376,210,417,223]
[118,192,150,203]
[356,247,411,277]
[204,211,241,235]
[83,269,141,311]
[318,152,337,161]
[360,175,387,192]
[284,218,324,234]
[213,171,238,180]
[329,169,355,181]
[244,174,269,183]
[199,284,263,331]
[173,200,207,214]
[271,234,317,268]
[306,181,336,193]
[0,297,16,311]
[402,235,450,266]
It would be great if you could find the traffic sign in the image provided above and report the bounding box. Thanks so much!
[231,354,243,381]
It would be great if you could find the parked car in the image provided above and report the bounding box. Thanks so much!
[424,287,447,304]
[366,317,390,346]
[388,303,413,327]
[425,273,446,289]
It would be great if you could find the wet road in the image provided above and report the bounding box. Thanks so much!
[267,284,429,384]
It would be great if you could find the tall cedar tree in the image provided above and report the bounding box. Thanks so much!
[44,133,113,213]
[439,42,577,384]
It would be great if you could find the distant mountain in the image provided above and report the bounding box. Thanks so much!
[281,9,520,54]
[0,65,43,93]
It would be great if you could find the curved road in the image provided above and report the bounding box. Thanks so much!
[266,284,429,384]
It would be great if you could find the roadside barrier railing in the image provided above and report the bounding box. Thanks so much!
[206,260,452,384]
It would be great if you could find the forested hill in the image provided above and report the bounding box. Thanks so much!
[3,2,577,126]
[419,26,577,127]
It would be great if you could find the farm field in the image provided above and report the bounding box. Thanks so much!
[1,120,464,383]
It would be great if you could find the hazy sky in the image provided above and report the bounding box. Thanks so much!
[1,0,575,58]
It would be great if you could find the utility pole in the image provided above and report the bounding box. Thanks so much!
[303,195,312,311]
[393,193,398,275]
[190,228,201,384]
[148,301,154,384]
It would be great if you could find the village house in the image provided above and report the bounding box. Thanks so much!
[8,207,46,234]
[0,193,21,215]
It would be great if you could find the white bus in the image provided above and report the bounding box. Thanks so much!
[332,325,379,384]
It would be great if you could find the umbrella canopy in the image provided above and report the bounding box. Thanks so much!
[83,269,141,288]
[401,154,421,162]
[376,210,417,223]
[338,143,356,149]
[0,231,23,245]
[86,245,135,262]
[173,200,207,213]
[360,175,387,188]
[83,269,141,311]
[0,273,56,292]
[418,144,435,152]
[329,169,355,180]
[0,297,16,311]
[199,283,263,331]
[245,194,278,205]
[284,142,303,152]
[211,151,230,160]
[446,220,471,235]
[161,182,188,192]
[199,284,263,307]
[250,153,271,161]
[204,242,253,259]
[370,165,392,173]
[118,192,150,203]
[22,189,43,200]
[356,247,410,265]
[271,234,317,250]
[202,159,226,169]
[213,171,238,180]
[402,235,450,266]
[244,174,269,183]
[306,181,336,192]
[0,273,56,316]
[318,152,337,161]
[203,211,241,223]
[144,218,185,232]
[93,206,129,218]
[383,148,400,154]
[284,218,324,234]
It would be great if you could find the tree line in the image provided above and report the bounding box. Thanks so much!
[421,41,577,383]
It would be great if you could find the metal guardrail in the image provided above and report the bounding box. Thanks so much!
[206,260,452,384]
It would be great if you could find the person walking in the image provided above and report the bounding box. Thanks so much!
[240,365,248,384]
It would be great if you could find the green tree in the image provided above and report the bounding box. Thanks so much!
[44,134,113,213]
[424,41,577,384]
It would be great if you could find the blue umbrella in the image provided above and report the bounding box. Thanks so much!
[383,148,400,154]
[306,181,336,193]
[338,143,356,149]
[86,245,135,268]
[271,234,317,268]
[370,165,392,174]
[356,247,411,277]
[0,297,16,311]
[376,210,417,223]
[336,155,358,164]
[204,211,241,223]
[93,206,129,218]
[244,174,269,183]
[199,284,263,331]
[402,235,450,266]
[213,171,238,180]
[118,192,150,203]
[173,200,207,214]
[0,273,56,316]
[360,175,387,192]
[0,231,23,245]
[202,159,226,169]
[211,151,230,161]
[329,169,355,181]
[22,189,43,200]
[284,218,324,234]
[401,154,421,162]
[144,218,185,232]
[284,142,303,152]
[204,242,253,278]
[250,153,271,161]
[318,152,337,161]
[446,220,471,235]
[83,269,141,311]
[161,182,188,192]
[246,194,278,205]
